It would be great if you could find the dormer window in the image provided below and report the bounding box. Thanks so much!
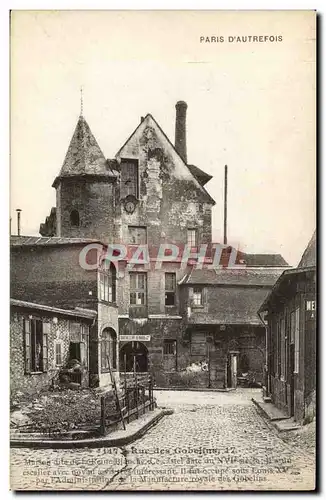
[70,209,80,227]
[120,159,139,199]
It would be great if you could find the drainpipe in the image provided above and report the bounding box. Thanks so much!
[258,310,269,396]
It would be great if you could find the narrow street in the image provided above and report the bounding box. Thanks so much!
[10,389,315,491]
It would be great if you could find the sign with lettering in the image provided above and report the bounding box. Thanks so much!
[119,335,151,342]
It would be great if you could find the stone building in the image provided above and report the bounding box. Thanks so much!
[10,299,96,395]
[177,266,287,388]
[258,231,316,422]
[10,236,118,388]
[35,101,289,387]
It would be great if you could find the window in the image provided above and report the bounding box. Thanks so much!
[24,319,49,373]
[187,229,198,247]
[121,160,139,198]
[191,331,207,356]
[290,311,295,344]
[55,342,63,366]
[99,260,117,303]
[69,322,89,368]
[128,226,147,245]
[164,339,177,355]
[294,307,300,373]
[193,287,204,307]
[130,272,147,306]
[165,273,176,306]
[280,318,285,379]
[70,209,80,227]
[101,328,117,371]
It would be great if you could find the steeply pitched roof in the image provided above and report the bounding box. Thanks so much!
[183,267,285,287]
[116,113,216,205]
[53,115,117,185]
[188,287,270,325]
[10,235,103,247]
[258,230,316,313]
[298,230,316,268]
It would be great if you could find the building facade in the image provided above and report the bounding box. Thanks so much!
[258,231,316,422]
[10,299,96,395]
[10,237,119,388]
[35,101,289,387]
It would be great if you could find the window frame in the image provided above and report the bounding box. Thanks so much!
[55,341,63,367]
[187,228,198,247]
[163,339,177,356]
[120,159,139,199]
[99,260,117,304]
[192,287,204,308]
[24,318,49,374]
[129,272,147,306]
[70,209,80,227]
[165,272,176,306]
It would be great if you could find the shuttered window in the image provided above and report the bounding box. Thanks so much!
[42,322,50,372]
[24,318,49,373]
[55,342,63,366]
[24,319,31,373]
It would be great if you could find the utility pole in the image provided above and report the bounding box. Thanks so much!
[16,209,22,236]
[223,165,228,245]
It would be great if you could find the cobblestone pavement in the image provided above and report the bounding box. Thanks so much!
[10,389,315,491]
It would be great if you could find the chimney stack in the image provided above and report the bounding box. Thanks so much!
[175,101,188,163]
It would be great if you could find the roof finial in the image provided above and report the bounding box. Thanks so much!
[80,86,83,117]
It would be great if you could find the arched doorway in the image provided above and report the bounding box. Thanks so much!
[120,342,148,372]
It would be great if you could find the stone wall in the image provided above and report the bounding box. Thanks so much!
[10,309,91,396]
[56,178,119,244]
[10,245,98,310]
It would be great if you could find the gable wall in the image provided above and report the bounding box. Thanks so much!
[117,116,213,248]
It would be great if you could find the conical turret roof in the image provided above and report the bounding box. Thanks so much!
[54,115,117,185]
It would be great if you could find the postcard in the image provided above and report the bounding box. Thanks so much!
[10,10,316,491]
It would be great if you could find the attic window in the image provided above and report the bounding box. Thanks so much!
[70,209,80,227]
[120,160,139,199]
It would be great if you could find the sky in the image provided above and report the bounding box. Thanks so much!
[10,10,316,266]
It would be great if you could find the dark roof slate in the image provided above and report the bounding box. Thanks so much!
[240,253,289,267]
[189,287,270,326]
[10,298,97,319]
[184,267,286,287]
[54,115,117,182]
[298,230,316,268]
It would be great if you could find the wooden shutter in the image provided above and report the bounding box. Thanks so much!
[24,319,31,373]
[81,324,89,368]
[42,322,50,372]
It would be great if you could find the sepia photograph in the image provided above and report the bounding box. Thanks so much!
[9,10,316,491]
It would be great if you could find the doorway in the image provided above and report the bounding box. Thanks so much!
[120,342,148,372]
